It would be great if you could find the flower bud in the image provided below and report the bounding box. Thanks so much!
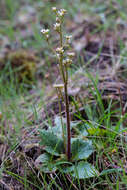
[56,17,60,23]
[46,34,49,39]
[56,53,60,59]
[52,7,57,12]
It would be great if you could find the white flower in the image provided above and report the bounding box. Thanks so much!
[46,34,49,39]
[56,53,60,59]
[61,9,67,13]
[56,17,60,22]
[63,59,66,63]
[56,47,64,54]
[54,23,61,31]
[65,35,72,43]
[63,58,72,66]
[65,35,72,40]
[66,58,72,64]
[52,7,57,12]
[67,52,75,58]
[58,11,64,17]
[58,9,67,17]
[40,29,49,35]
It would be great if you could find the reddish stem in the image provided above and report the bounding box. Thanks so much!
[64,83,71,161]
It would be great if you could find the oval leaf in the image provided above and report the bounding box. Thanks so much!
[39,130,64,156]
[71,161,99,179]
[35,153,57,173]
[71,139,93,160]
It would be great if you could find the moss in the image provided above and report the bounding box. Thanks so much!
[5,50,37,83]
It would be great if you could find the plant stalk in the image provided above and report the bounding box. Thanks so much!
[64,82,71,161]
[59,19,71,161]
[57,89,66,153]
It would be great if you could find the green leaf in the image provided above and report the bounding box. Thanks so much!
[53,116,77,138]
[59,163,74,173]
[35,153,51,164]
[87,126,106,136]
[67,161,99,179]
[35,153,57,173]
[39,130,64,156]
[73,123,88,137]
[100,168,123,176]
[71,139,93,160]
[53,116,67,138]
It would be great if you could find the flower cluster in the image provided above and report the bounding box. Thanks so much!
[57,9,67,17]
[40,29,49,40]
[40,29,49,34]
[63,58,72,66]
[53,8,66,33]
[40,7,75,79]
[56,47,64,54]
[55,47,64,59]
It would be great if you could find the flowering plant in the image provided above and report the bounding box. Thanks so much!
[36,7,98,179]
[41,7,75,161]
